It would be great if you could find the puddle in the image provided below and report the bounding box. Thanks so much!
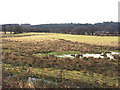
[28,77,58,85]
[82,53,104,58]
[34,51,120,60]
[57,51,120,60]
[111,52,120,55]
[7,75,12,79]
[28,77,80,88]
[57,55,74,58]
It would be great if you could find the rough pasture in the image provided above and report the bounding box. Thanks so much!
[2,32,119,88]
[3,33,119,47]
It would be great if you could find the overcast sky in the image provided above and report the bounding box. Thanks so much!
[0,0,119,25]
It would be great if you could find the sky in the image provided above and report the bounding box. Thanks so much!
[0,0,119,25]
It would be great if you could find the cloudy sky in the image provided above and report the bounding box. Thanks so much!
[0,0,119,25]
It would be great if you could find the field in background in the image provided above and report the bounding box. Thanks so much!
[2,32,119,47]
[2,32,119,88]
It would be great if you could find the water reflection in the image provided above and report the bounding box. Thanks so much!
[57,51,120,60]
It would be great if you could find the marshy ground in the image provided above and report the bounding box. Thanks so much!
[1,32,120,88]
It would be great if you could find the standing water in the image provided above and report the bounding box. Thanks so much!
[57,51,120,60]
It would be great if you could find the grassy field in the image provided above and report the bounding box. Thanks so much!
[1,32,119,88]
[2,32,119,47]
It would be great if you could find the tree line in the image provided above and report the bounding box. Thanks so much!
[2,22,119,36]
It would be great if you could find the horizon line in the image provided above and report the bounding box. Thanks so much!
[0,21,118,25]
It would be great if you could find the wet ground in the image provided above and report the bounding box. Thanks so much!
[45,51,120,60]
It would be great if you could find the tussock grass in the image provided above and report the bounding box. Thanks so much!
[3,63,118,88]
[2,32,119,88]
